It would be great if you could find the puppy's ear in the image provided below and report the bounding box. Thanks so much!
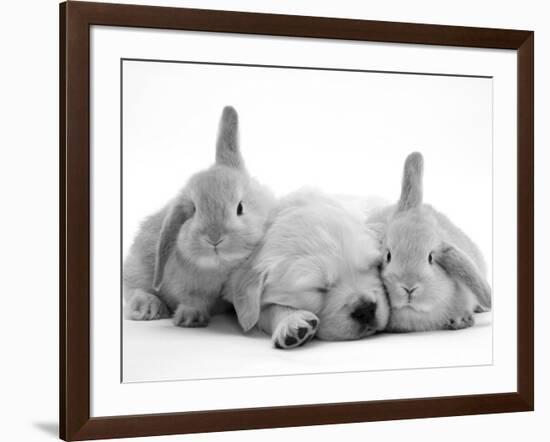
[397,152,424,212]
[216,106,244,169]
[230,258,266,332]
[153,200,194,291]
[434,243,492,310]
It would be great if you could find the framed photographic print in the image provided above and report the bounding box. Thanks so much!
[60,1,534,440]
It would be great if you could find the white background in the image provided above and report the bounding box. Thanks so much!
[0,0,546,441]
[121,40,494,384]
[122,59,493,256]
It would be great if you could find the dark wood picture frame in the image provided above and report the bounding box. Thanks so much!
[60,1,534,440]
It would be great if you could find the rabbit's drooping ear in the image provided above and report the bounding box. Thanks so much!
[153,200,194,291]
[230,258,266,331]
[435,244,492,310]
[397,152,424,212]
[216,106,244,169]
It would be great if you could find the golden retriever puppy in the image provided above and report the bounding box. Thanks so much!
[225,190,389,349]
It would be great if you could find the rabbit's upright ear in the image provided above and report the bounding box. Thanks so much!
[434,243,492,310]
[397,152,424,212]
[229,256,266,331]
[153,200,194,291]
[216,106,244,169]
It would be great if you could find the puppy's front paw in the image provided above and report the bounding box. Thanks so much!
[273,311,319,349]
[173,304,210,328]
[446,314,474,330]
[125,291,169,320]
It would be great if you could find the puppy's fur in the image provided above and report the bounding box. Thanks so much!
[225,190,390,349]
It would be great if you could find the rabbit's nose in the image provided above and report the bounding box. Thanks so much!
[350,301,377,325]
[402,285,419,302]
[402,286,418,295]
[206,235,224,247]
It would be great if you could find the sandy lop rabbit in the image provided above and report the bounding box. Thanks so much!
[368,152,491,332]
[123,106,275,327]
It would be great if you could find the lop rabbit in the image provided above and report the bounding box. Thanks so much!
[368,152,491,332]
[123,106,275,327]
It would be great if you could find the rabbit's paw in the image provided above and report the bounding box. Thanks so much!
[273,311,319,349]
[474,304,490,313]
[173,304,210,327]
[125,291,169,320]
[446,314,475,330]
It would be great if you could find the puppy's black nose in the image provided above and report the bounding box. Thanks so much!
[350,301,377,325]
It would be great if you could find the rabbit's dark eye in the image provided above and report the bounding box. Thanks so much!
[428,252,434,264]
[237,202,244,216]
[386,251,391,263]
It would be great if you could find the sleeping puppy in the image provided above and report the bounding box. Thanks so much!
[225,190,389,349]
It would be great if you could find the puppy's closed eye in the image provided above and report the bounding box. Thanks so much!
[316,287,329,294]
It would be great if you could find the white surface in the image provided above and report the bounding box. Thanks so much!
[124,313,493,383]
[1,0,548,441]
[91,24,518,417]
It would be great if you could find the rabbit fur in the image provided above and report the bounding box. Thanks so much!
[123,106,275,327]
[367,152,492,332]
